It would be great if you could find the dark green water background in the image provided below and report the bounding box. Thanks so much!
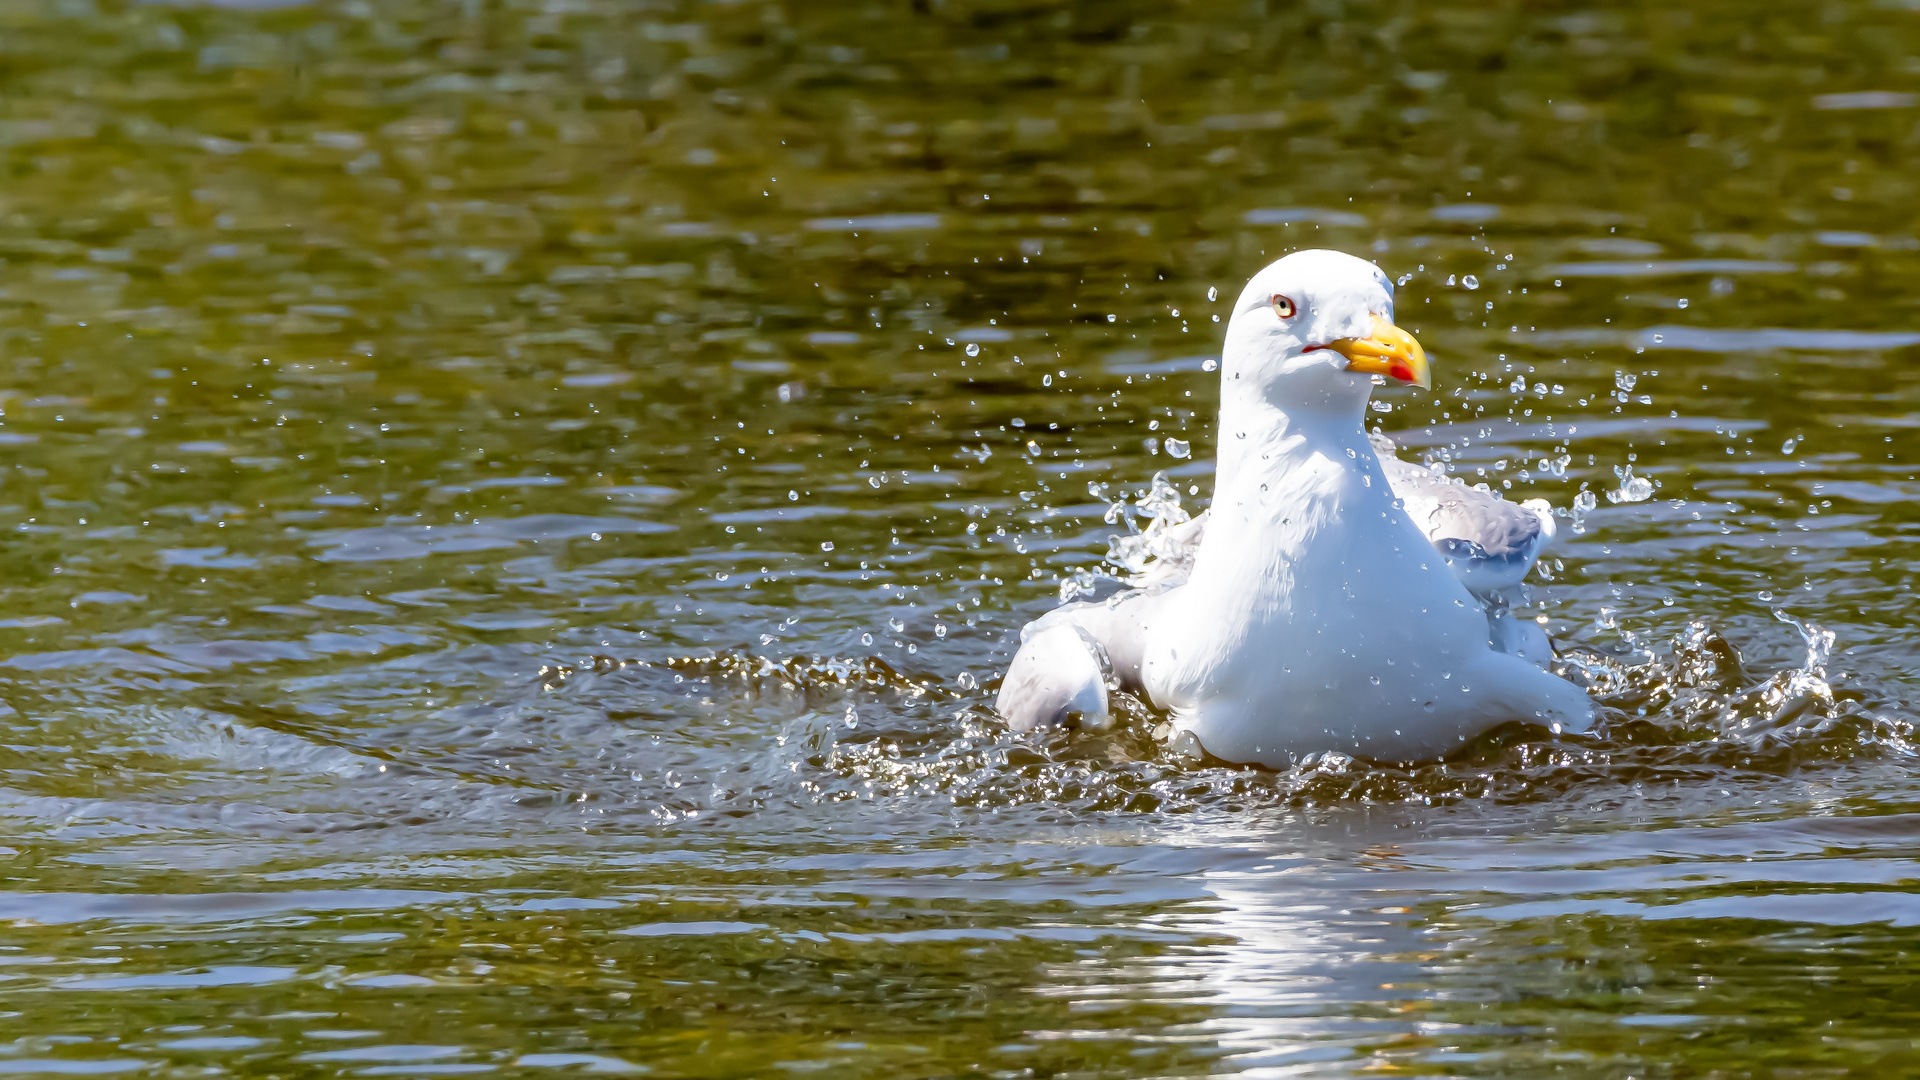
[0,0,1917,1075]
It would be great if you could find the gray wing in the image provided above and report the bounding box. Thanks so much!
[1370,432,1555,597]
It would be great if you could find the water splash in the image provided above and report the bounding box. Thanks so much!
[539,616,1911,823]
[1103,472,1195,580]
[1607,463,1654,503]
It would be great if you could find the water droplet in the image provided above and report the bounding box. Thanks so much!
[1782,437,1798,455]
[1042,374,1052,386]
[1202,358,1218,372]
[1607,464,1654,503]
[888,617,904,633]
[1106,313,1117,323]
[1207,286,1217,301]
[860,632,873,646]
[788,490,799,501]
[965,343,980,357]
[957,671,977,690]
[820,541,834,552]
[1615,371,1638,392]
[1369,674,1381,685]
[1678,298,1689,308]
[1462,274,1479,289]
[934,623,948,638]
[1164,437,1190,459]
[1573,490,1598,513]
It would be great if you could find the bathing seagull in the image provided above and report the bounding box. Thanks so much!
[995,249,1593,764]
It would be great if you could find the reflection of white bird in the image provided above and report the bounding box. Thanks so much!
[995,250,1592,764]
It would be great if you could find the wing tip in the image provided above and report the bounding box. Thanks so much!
[996,623,1113,732]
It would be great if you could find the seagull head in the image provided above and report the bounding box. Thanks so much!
[1221,249,1430,417]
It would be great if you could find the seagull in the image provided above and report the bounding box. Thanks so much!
[994,249,1593,765]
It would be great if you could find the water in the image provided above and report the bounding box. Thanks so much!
[0,0,1917,1074]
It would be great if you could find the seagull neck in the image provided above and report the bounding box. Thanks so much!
[1214,396,1368,494]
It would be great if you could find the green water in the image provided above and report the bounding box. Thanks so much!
[0,0,1917,1074]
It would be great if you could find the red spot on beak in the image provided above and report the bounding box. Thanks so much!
[1389,363,1414,383]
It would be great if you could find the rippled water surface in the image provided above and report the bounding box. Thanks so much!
[1,0,1918,1074]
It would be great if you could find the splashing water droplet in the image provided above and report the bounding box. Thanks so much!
[1207,286,1217,301]
[1202,358,1218,372]
[1607,464,1654,503]
[965,343,980,357]
[820,541,834,552]
[860,632,873,646]
[1106,313,1117,323]
[1163,437,1190,459]
[1462,274,1480,289]
[1042,374,1052,386]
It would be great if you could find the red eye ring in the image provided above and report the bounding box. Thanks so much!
[1271,294,1296,319]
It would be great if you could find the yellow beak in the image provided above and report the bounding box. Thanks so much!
[1325,314,1431,390]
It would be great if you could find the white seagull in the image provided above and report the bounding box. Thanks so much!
[995,249,1594,764]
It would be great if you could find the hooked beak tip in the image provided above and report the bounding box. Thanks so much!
[1328,314,1431,390]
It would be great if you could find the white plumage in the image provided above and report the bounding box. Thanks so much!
[994,250,1593,764]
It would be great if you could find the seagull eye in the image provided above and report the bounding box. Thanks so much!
[1271,294,1296,319]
